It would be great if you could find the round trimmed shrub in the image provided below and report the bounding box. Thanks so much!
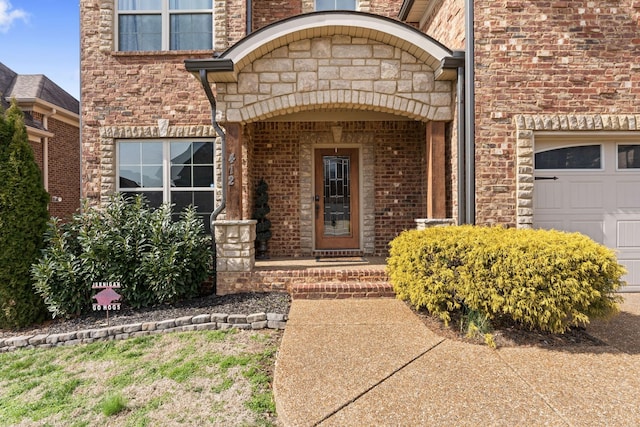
[387,225,625,333]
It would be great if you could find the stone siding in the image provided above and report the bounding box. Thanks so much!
[214,220,257,272]
[216,36,453,124]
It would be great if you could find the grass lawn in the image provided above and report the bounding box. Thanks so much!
[0,329,281,426]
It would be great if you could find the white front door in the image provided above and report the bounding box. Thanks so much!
[533,141,640,291]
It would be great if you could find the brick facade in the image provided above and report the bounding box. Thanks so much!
[248,121,426,257]
[46,117,81,219]
[27,112,80,220]
[471,1,640,226]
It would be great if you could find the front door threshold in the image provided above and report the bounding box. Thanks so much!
[312,249,364,258]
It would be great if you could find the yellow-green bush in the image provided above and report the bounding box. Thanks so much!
[387,225,625,333]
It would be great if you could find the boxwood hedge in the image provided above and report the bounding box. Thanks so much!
[387,225,625,333]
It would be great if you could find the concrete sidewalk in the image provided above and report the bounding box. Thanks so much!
[274,295,640,426]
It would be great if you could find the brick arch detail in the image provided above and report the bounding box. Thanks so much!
[515,114,640,229]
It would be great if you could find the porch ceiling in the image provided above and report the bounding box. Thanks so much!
[186,11,452,83]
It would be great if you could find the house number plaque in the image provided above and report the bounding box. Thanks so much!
[228,152,236,186]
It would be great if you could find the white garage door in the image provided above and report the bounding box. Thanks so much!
[533,141,640,292]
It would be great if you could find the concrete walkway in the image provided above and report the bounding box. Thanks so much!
[274,295,640,426]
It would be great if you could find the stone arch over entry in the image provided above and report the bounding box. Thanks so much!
[187,11,456,124]
[184,11,456,264]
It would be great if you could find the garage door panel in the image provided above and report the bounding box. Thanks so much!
[616,182,640,208]
[618,260,640,291]
[569,181,603,209]
[618,221,640,247]
[570,220,604,244]
[534,181,563,209]
[534,141,640,290]
[533,220,565,231]
[534,215,604,243]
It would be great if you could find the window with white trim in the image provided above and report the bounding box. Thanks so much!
[118,139,216,233]
[618,144,640,169]
[535,145,602,169]
[116,0,213,52]
[315,0,356,11]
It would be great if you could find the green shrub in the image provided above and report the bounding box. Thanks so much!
[32,194,212,318]
[387,225,625,334]
[0,101,49,328]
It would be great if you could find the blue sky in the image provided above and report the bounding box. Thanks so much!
[0,0,80,100]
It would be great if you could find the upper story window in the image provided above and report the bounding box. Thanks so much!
[315,0,357,11]
[117,0,213,52]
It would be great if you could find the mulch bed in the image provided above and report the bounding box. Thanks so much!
[410,305,608,349]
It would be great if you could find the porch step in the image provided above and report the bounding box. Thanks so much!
[291,282,395,299]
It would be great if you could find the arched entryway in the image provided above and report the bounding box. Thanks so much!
[186,11,458,274]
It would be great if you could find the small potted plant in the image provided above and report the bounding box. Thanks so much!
[253,178,272,259]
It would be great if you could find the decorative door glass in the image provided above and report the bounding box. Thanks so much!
[323,156,351,237]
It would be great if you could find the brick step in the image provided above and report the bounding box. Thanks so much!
[291,282,395,299]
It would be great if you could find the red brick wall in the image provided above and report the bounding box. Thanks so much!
[472,1,640,225]
[418,0,465,51]
[250,120,426,257]
[373,121,426,254]
[27,113,80,220]
[47,117,80,220]
[250,122,302,257]
[252,0,302,32]
[369,0,403,18]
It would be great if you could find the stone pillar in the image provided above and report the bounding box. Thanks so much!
[214,220,256,272]
[426,121,446,218]
[415,218,455,230]
[225,123,243,220]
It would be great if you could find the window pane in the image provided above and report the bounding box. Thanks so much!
[169,0,212,9]
[193,166,214,187]
[122,191,163,208]
[119,15,162,51]
[192,141,213,163]
[120,167,142,188]
[171,165,192,187]
[535,145,601,169]
[170,14,212,50]
[172,191,193,212]
[119,0,162,10]
[194,191,215,212]
[618,145,640,169]
[141,142,163,163]
[171,141,192,164]
[119,142,141,164]
[315,0,334,10]
[335,0,356,10]
[141,165,163,187]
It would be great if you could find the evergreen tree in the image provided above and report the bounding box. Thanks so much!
[0,100,50,328]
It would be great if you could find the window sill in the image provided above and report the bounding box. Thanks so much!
[111,50,217,58]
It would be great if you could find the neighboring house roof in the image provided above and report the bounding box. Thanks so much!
[0,61,79,113]
[0,62,79,132]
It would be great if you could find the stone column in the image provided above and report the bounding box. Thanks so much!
[214,220,256,272]
[426,121,446,218]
